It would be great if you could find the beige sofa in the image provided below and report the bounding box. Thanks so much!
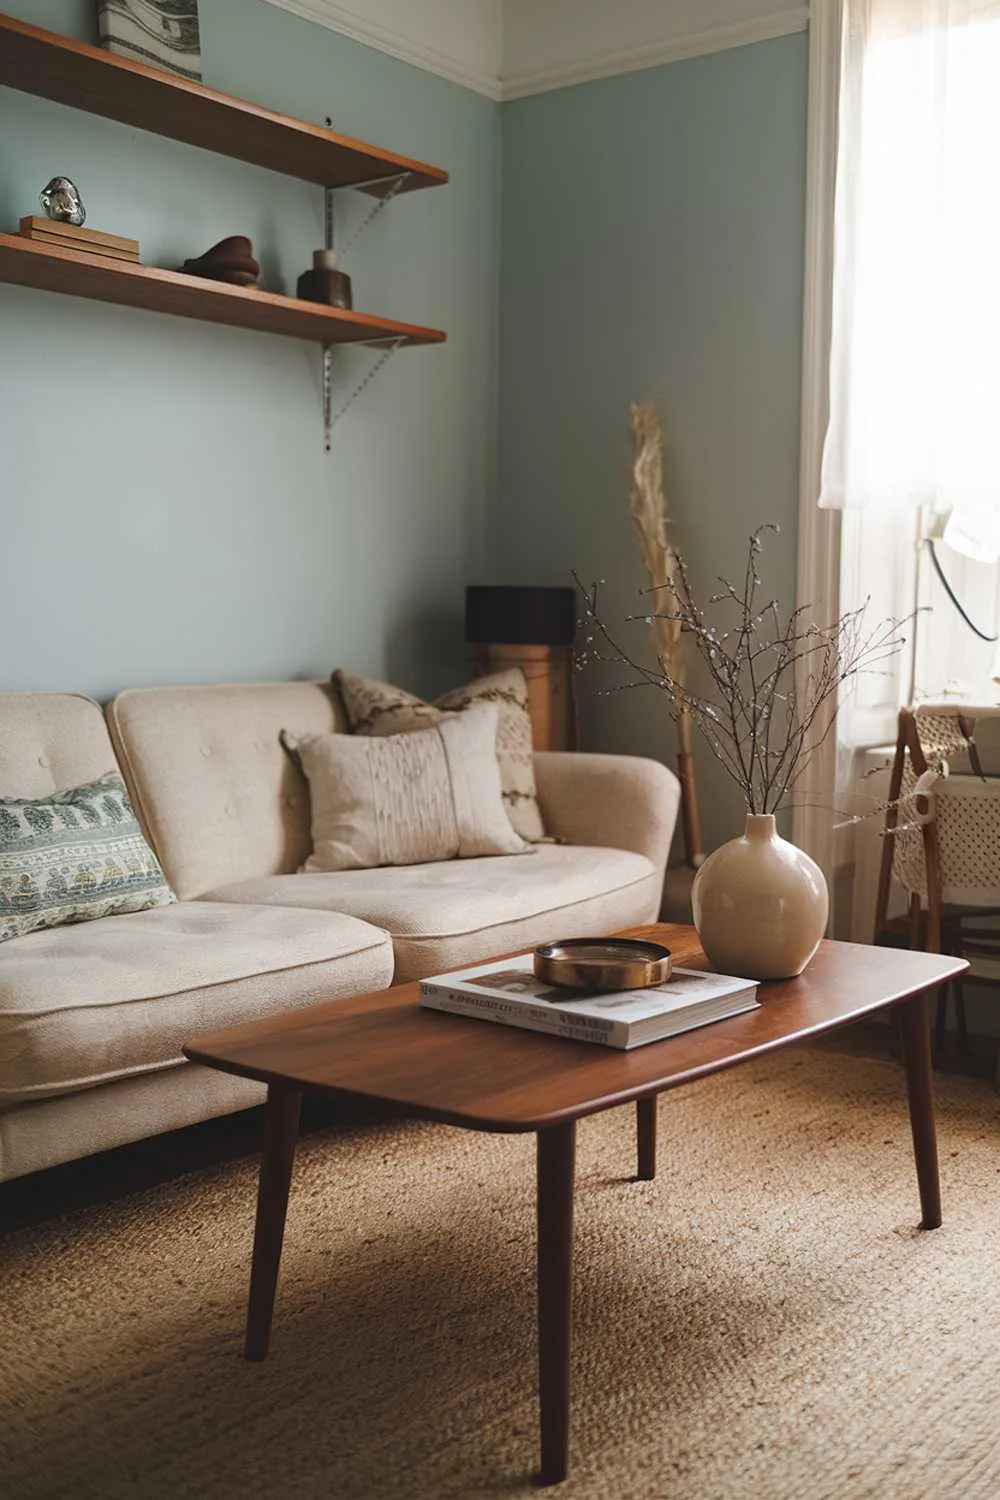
[0,683,680,1182]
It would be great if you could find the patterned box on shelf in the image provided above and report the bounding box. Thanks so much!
[98,1,201,82]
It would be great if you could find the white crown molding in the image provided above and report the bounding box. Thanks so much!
[262,1,810,102]
[261,0,504,100]
[502,9,810,101]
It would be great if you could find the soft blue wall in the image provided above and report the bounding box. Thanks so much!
[1,8,808,857]
[0,0,499,700]
[498,36,808,855]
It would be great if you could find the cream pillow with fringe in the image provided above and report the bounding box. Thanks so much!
[283,705,532,873]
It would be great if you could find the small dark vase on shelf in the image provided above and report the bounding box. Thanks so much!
[297,249,352,310]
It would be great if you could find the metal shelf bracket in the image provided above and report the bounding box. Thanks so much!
[320,120,414,448]
[323,337,406,451]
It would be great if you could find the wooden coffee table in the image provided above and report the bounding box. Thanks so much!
[184,923,965,1486]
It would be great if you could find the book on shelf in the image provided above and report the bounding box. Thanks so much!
[19,217,140,262]
[418,954,760,1050]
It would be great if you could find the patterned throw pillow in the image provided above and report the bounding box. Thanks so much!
[333,667,546,842]
[0,771,175,945]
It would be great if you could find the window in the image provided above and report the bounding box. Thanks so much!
[813,0,1000,747]
[795,0,1000,894]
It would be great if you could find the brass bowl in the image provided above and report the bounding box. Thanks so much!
[533,938,672,991]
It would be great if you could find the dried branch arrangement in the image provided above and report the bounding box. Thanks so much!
[627,401,703,865]
[577,524,908,816]
[627,402,684,692]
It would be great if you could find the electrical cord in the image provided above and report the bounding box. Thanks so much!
[925,538,999,643]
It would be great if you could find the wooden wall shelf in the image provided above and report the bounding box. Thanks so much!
[0,234,447,347]
[0,13,449,194]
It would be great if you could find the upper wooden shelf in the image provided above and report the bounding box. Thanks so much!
[0,13,449,194]
[0,233,447,347]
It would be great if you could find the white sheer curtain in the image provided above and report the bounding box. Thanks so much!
[819,0,1000,563]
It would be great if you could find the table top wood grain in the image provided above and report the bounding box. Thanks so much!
[184,923,966,1134]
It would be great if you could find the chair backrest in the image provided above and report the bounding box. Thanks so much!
[0,693,118,799]
[888,705,1000,907]
[108,681,345,899]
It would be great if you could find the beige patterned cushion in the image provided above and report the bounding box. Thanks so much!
[283,705,531,872]
[333,667,546,842]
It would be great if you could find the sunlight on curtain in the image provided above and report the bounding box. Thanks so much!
[819,0,1000,562]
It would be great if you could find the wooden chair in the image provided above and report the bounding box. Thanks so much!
[873,704,1000,1055]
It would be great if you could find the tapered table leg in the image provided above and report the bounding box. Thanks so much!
[636,1096,657,1181]
[536,1120,576,1486]
[897,994,941,1230]
[244,1082,303,1361]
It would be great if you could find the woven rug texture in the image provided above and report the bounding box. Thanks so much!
[2,1044,999,1500]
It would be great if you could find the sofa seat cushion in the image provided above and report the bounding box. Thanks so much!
[0,902,393,1105]
[202,845,660,982]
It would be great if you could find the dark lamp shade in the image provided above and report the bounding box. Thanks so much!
[465,586,577,647]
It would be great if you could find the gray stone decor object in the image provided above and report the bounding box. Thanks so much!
[39,177,86,226]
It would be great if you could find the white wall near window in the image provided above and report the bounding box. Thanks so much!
[912,542,1000,702]
[838,509,1000,751]
[836,509,917,749]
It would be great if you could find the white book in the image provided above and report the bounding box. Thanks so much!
[419,954,760,1050]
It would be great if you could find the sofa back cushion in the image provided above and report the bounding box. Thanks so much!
[108,682,344,899]
[0,693,118,799]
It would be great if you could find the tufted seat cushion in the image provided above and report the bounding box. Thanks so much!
[200,844,660,982]
[0,901,393,1105]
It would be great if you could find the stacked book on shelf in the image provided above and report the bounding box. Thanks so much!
[419,954,760,1050]
[19,216,140,264]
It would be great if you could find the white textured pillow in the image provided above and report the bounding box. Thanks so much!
[284,704,532,872]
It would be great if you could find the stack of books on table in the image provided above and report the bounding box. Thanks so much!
[419,954,760,1050]
[19,216,140,264]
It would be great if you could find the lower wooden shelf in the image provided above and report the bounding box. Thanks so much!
[0,232,446,348]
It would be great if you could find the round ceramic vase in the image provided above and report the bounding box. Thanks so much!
[691,813,829,980]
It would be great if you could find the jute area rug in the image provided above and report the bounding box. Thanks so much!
[2,1042,999,1500]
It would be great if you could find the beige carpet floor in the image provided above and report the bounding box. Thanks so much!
[2,1043,1000,1500]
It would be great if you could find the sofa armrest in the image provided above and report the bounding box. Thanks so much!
[534,752,681,882]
